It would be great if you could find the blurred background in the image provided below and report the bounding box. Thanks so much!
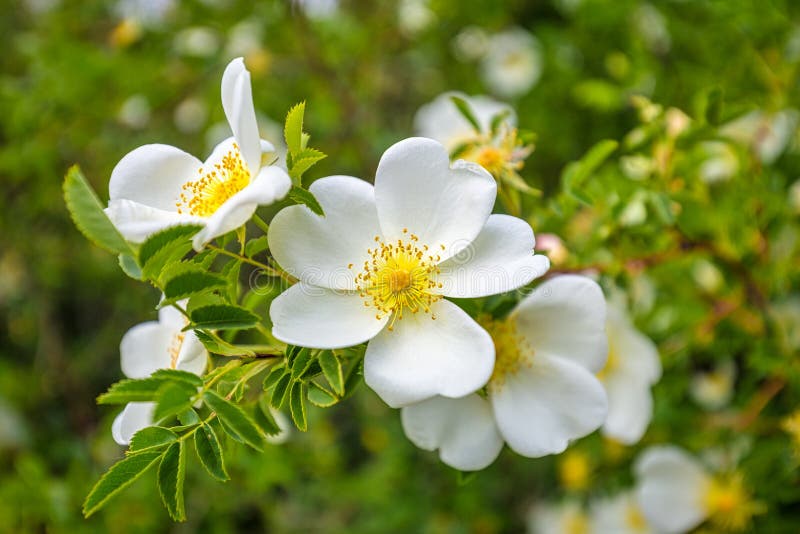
[1,0,799,532]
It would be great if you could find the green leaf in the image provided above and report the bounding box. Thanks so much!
[97,377,166,404]
[489,109,512,136]
[118,253,143,280]
[149,369,204,388]
[203,391,264,451]
[153,382,197,424]
[449,95,482,134]
[561,139,618,205]
[63,166,133,256]
[82,450,163,518]
[177,408,200,426]
[189,304,259,331]
[291,348,314,379]
[128,427,178,453]
[138,225,203,280]
[244,236,269,258]
[157,441,187,521]
[221,258,241,302]
[284,101,306,157]
[307,382,339,408]
[704,87,724,126]
[318,351,344,396]
[194,423,228,481]
[254,397,282,436]
[289,148,326,183]
[195,330,256,357]
[287,186,325,216]
[162,269,227,302]
[270,372,292,409]
[263,365,287,390]
[289,382,307,431]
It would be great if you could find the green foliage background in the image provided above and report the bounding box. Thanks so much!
[1,0,799,531]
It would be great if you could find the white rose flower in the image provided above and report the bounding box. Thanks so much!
[111,305,207,445]
[590,491,656,534]
[481,28,543,98]
[598,303,661,445]
[635,446,760,533]
[401,276,608,470]
[721,109,799,164]
[268,137,550,408]
[414,92,516,151]
[690,360,736,411]
[105,58,291,250]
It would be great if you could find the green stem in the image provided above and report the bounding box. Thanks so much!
[253,215,270,235]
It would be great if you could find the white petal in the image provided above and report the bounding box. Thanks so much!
[109,144,202,210]
[175,332,208,376]
[401,395,503,471]
[221,57,261,177]
[436,214,549,298]
[268,175,381,290]
[413,92,516,150]
[112,402,155,446]
[363,299,494,408]
[120,321,174,378]
[191,164,291,250]
[591,491,656,534]
[635,446,710,534]
[157,302,187,328]
[105,199,203,243]
[491,352,607,457]
[270,282,388,349]
[512,275,608,373]
[602,376,653,445]
[608,306,662,383]
[374,137,496,261]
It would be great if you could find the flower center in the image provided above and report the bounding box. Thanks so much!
[168,331,187,369]
[596,338,619,381]
[481,316,533,392]
[474,146,507,175]
[177,143,250,217]
[624,503,649,532]
[703,474,761,531]
[353,229,443,330]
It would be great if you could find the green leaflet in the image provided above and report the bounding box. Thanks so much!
[82,450,163,518]
[63,165,133,256]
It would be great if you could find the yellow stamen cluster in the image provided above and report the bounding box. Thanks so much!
[596,336,619,381]
[703,473,763,531]
[481,316,533,392]
[353,229,443,330]
[558,450,592,492]
[177,144,250,217]
[462,127,530,179]
[564,512,590,534]
[624,503,649,532]
[168,332,187,369]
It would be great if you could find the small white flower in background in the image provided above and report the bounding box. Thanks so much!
[397,0,436,37]
[117,94,151,130]
[105,58,291,250]
[451,26,490,62]
[114,0,175,27]
[690,360,736,411]
[632,4,671,55]
[635,445,762,533]
[174,97,208,134]
[401,276,607,470]
[265,408,292,445]
[481,28,542,98]
[414,92,516,151]
[268,137,550,408]
[698,141,739,184]
[173,26,220,58]
[294,0,339,20]
[598,301,661,445]
[112,305,207,445]
[721,109,799,164]
[527,500,590,534]
[590,491,655,534]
